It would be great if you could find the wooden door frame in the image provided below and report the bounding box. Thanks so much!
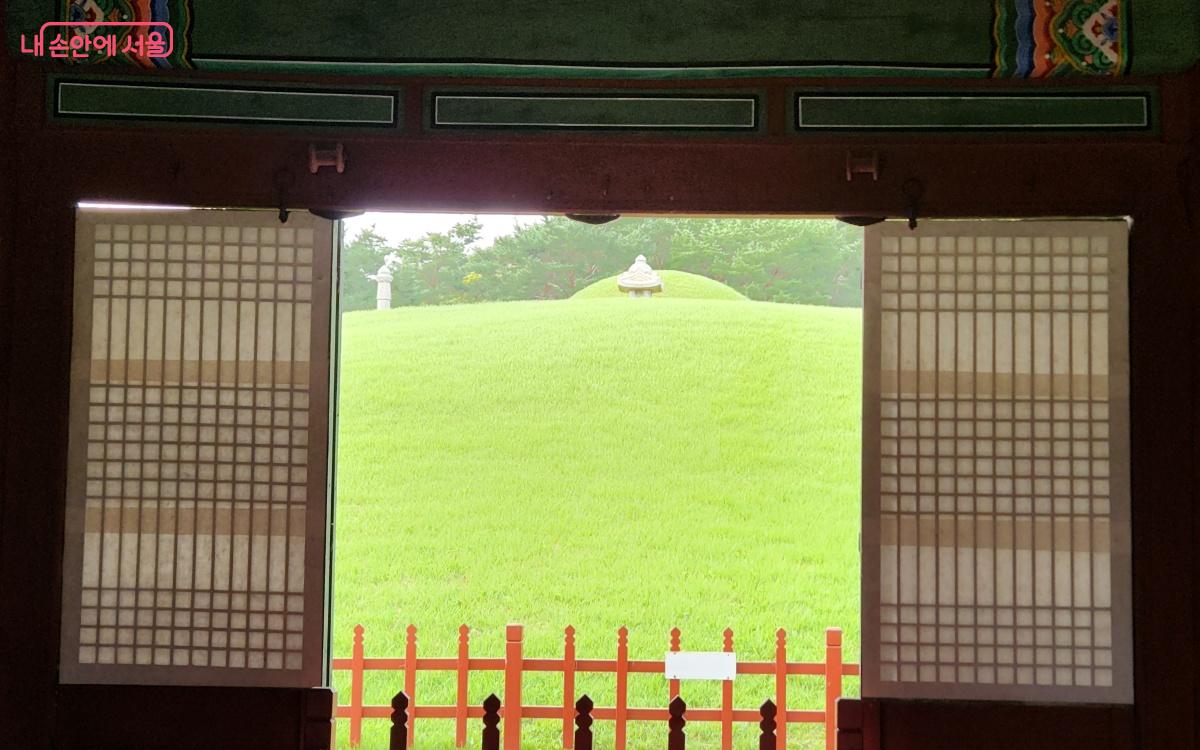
[1,57,1197,749]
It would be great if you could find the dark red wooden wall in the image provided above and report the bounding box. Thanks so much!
[1,30,1197,750]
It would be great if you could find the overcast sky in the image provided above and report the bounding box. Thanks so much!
[343,211,545,248]
[75,205,548,248]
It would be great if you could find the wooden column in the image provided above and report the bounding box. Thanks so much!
[389,691,409,750]
[503,624,523,750]
[573,695,594,750]
[562,626,576,749]
[349,625,365,747]
[774,629,788,750]
[825,628,843,750]
[615,626,629,750]
[404,625,417,748]
[721,628,734,750]
[456,625,470,748]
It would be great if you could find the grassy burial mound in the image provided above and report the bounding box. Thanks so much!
[333,295,861,749]
[571,269,747,301]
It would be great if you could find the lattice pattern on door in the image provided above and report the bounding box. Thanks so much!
[60,210,333,687]
[862,221,1132,703]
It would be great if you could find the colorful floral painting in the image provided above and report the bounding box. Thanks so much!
[62,0,191,68]
[994,0,1129,77]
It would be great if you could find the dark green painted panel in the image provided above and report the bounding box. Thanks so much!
[54,81,398,126]
[796,94,1150,130]
[1130,0,1200,75]
[433,94,757,130]
[7,1,1199,77]
[196,60,990,81]
[191,2,989,68]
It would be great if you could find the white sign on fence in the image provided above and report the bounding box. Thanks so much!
[664,651,737,681]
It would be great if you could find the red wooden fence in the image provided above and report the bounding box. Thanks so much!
[333,624,859,750]
[389,691,788,750]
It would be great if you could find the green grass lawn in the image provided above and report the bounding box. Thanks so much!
[332,295,862,749]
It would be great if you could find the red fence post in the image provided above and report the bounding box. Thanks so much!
[721,628,734,750]
[758,699,777,750]
[482,694,502,750]
[667,696,687,750]
[504,624,524,750]
[334,622,852,744]
[562,625,576,749]
[350,624,365,747]
[825,628,843,750]
[390,691,410,750]
[668,628,681,702]
[574,695,594,750]
[405,625,417,748]
[456,624,470,748]
[615,626,629,750]
[774,629,787,750]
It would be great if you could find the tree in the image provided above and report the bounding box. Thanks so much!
[341,217,863,309]
[389,219,482,306]
[462,217,862,306]
[467,218,628,300]
[668,219,862,305]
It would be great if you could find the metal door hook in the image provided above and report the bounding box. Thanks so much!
[846,151,880,181]
[309,143,346,174]
[902,178,925,230]
[273,168,295,224]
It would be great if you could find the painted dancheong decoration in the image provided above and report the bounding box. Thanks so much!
[62,0,192,67]
[9,0,1173,76]
[618,255,664,298]
[993,0,1128,77]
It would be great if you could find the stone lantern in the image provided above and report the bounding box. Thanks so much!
[617,254,663,298]
[368,263,393,310]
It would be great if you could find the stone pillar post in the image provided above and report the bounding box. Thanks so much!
[374,264,393,310]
